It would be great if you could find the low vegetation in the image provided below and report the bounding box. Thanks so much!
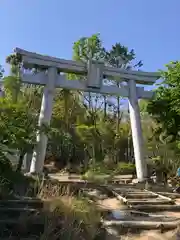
[81,162,136,183]
[37,179,103,240]
[0,169,104,239]
[41,196,102,239]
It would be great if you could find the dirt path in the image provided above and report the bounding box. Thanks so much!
[97,198,126,210]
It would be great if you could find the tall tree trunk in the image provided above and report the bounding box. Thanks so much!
[16,151,25,172]
[88,93,92,109]
[103,95,107,119]
[116,83,121,133]
[64,90,69,130]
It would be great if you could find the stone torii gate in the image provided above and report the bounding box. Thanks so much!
[15,48,160,181]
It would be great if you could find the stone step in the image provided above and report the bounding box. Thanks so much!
[0,207,38,219]
[157,192,180,199]
[0,199,43,209]
[125,191,156,195]
[130,204,180,212]
[109,179,132,184]
[1,238,37,240]
[115,191,145,195]
[106,211,179,222]
[121,191,145,194]
[103,220,179,233]
[128,199,173,205]
[0,219,44,238]
[0,218,106,239]
[125,194,157,199]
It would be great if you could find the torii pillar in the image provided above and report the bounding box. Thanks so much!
[30,67,56,173]
[128,80,147,181]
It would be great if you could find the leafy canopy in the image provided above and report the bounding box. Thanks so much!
[148,61,180,142]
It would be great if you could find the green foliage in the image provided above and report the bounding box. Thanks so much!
[6,53,22,67]
[105,42,143,69]
[3,75,21,102]
[0,92,41,172]
[0,147,35,198]
[148,62,180,143]
[147,62,180,174]
[82,162,136,183]
[73,33,106,61]
[114,162,136,175]
[0,99,38,153]
[139,99,149,114]
[48,128,74,164]
[85,162,113,175]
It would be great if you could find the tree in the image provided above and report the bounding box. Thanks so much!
[0,65,4,79]
[147,61,180,143]
[0,98,38,171]
[102,43,142,162]
[70,34,107,163]
[3,54,22,102]
[0,65,4,97]
[105,43,143,132]
[145,61,180,175]
[72,33,106,119]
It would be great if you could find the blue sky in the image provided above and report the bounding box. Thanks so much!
[0,0,179,75]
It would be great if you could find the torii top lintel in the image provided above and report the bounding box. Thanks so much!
[14,48,160,85]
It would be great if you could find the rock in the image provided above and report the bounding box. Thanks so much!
[132,179,147,184]
[132,179,139,184]
[173,187,180,193]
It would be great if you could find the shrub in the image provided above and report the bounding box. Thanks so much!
[39,182,103,239]
[81,171,112,184]
[85,162,113,175]
[113,162,136,175]
[8,181,105,239]
[81,162,136,183]
[0,156,37,198]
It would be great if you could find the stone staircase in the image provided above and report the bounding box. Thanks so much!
[111,186,176,209]
[0,198,44,239]
[103,186,180,234]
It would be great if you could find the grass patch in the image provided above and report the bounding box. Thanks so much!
[81,171,113,184]
[37,179,104,239]
[1,176,105,239]
[42,195,102,239]
[81,162,136,183]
